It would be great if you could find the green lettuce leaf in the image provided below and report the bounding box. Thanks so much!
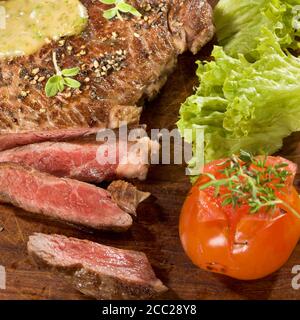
[177,30,300,171]
[214,0,300,58]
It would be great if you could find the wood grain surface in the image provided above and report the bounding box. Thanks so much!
[1,0,300,300]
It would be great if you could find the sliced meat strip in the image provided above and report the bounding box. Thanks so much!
[0,163,140,231]
[0,135,159,183]
[28,233,168,300]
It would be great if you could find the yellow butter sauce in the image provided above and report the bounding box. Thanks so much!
[0,0,88,59]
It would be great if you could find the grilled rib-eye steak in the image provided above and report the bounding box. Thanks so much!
[0,0,214,150]
[28,233,168,300]
[0,163,149,231]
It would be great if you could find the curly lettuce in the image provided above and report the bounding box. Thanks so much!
[178,1,300,178]
[214,0,300,58]
[177,30,300,168]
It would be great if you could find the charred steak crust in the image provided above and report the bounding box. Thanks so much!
[28,233,168,300]
[108,180,151,216]
[0,0,214,150]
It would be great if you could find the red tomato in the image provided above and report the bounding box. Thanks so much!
[179,156,300,280]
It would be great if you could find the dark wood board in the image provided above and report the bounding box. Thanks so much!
[1,0,300,300]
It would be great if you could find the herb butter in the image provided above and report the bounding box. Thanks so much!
[0,0,88,59]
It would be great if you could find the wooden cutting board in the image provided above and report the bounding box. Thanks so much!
[1,0,300,300]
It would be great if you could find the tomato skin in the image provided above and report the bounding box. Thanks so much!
[179,157,300,280]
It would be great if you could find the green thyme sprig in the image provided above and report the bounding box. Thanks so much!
[45,52,81,98]
[100,0,141,20]
[199,150,300,218]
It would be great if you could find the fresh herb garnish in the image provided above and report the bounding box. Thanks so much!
[199,151,300,218]
[100,0,141,20]
[45,52,81,98]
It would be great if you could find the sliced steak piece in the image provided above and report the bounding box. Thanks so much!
[28,233,167,300]
[0,128,99,152]
[0,0,214,150]
[0,163,148,231]
[0,135,159,183]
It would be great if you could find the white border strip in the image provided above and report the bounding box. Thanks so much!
[0,6,6,30]
[0,265,6,290]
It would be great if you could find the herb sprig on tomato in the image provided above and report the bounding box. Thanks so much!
[199,151,300,218]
